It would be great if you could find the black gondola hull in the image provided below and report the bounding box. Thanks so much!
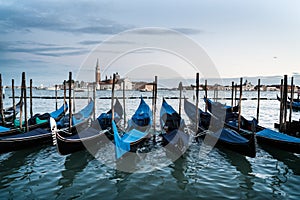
[0,128,52,153]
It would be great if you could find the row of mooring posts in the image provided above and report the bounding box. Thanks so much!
[0,71,96,134]
[278,75,296,133]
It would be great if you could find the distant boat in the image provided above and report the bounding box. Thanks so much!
[139,88,149,92]
[45,86,56,91]
[277,95,300,111]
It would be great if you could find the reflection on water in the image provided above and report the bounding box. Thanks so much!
[260,144,300,175]
[0,147,44,189]
[170,155,188,190]
[219,148,254,198]
[59,151,94,188]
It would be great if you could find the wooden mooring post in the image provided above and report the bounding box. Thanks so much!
[195,73,199,133]
[179,82,182,117]
[256,79,261,123]
[279,79,284,131]
[238,77,243,132]
[153,76,158,132]
[0,74,4,125]
[23,72,28,132]
[231,81,234,111]
[12,79,16,122]
[205,80,208,112]
[111,74,116,122]
[30,79,33,118]
[69,72,72,131]
[55,84,58,110]
[123,80,126,126]
[289,77,294,127]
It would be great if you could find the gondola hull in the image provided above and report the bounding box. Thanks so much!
[0,128,52,153]
[55,99,123,155]
[160,99,190,157]
[206,97,300,153]
[184,99,256,158]
[0,103,67,153]
[56,127,109,155]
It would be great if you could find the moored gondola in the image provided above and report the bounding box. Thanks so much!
[0,101,68,136]
[277,95,300,111]
[53,99,123,155]
[160,98,190,157]
[184,99,256,158]
[0,99,22,125]
[113,97,152,160]
[0,102,68,153]
[206,97,300,153]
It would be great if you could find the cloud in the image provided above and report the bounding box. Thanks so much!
[78,40,103,45]
[0,2,133,35]
[172,28,205,35]
[130,27,204,36]
[0,40,88,57]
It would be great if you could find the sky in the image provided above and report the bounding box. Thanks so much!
[0,0,300,86]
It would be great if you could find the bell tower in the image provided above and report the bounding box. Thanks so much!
[95,58,101,84]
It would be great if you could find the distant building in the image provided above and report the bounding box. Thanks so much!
[95,59,101,86]
[133,82,154,91]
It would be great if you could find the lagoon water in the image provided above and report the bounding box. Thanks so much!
[1,89,300,199]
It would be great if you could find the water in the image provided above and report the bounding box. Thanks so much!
[1,89,300,199]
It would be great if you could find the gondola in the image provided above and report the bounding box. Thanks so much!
[0,101,68,135]
[204,96,239,113]
[184,99,256,158]
[113,97,152,159]
[277,95,300,111]
[53,99,123,155]
[160,98,190,157]
[288,96,300,103]
[0,99,22,125]
[206,97,300,153]
[0,102,68,153]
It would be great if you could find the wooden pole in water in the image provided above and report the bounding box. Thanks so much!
[73,86,75,113]
[279,79,283,131]
[256,79,261,123]
[63,80,66,107]
[195,73,199,133]
[179,82,182,117]
[238,77,243,131]
[69,72,72,131]
[19,74,24,130]
[231,81,234,111]
[289,77,294,125]
[111,74,116,122]
[93,82,96,121]
[12,79,16,122]
[23,72,28,132]
[234,83,237,106]
[87,84,90,102]
[283,75,288,132]
[123,80,126,126]
[205,80,208,112]
[153,76,158,132]
[0,74,4,125]
[55,84,58,110]
[30,79,33,118]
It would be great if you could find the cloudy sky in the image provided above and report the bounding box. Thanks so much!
[0,0,300,86]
